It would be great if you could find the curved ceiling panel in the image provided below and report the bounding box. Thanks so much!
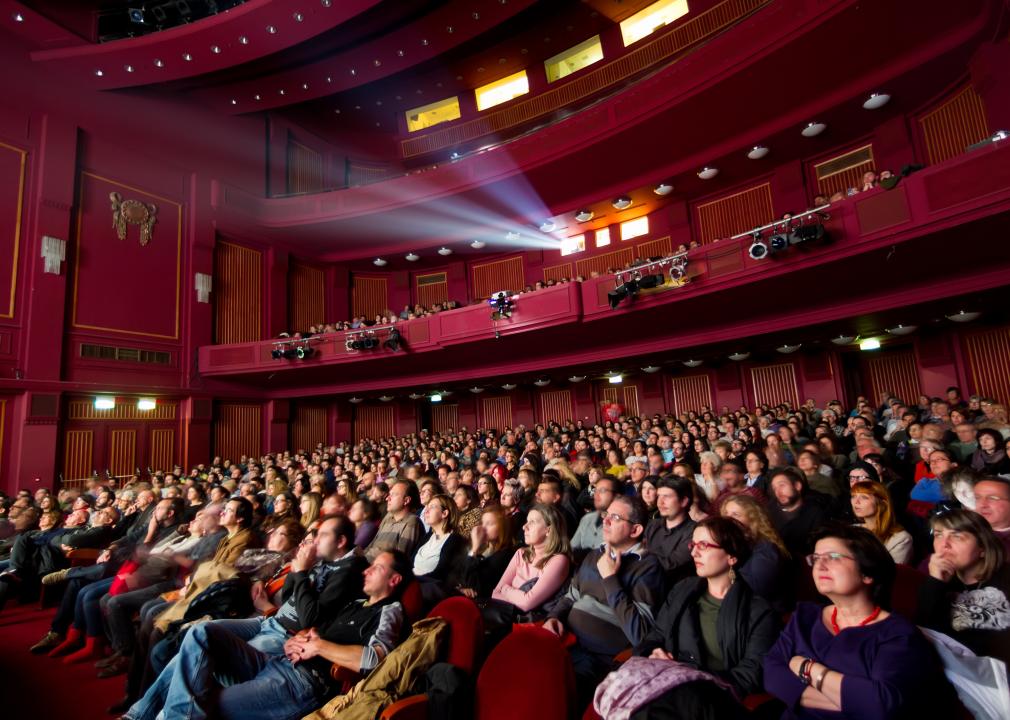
[25,0,384,88]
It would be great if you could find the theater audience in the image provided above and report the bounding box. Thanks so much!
[644,476,697,589]
[491,503,570,614]
[849,482,913,564]
[363,480,423,562]
[720,494,793,609]
[767,468,830,560]
[764,525,956,719]
[455,505,515,599]
[572,476,620,561]
[412,494,464,603]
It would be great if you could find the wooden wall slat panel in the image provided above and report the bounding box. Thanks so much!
[865,352,921,407]
[575,247,635,278]
[416,272,449,308]
[352,276,389,319]
[354,406,395,441]
[108,429,136,478]
[291,404,328,451]
[964,327,1010,406]
[67,400,177,421]
[751,363,800,407]
[543,263,573,283]
[622,385,640,417]
[288,261,325,332]
[920,85,989,166]
[431,404,458,433]
[286,140,324,194]
[670,374,713,415]
[149,428,175,472]
[481,397,513,431]
[636,236,672,259]
[694,182,774,244]
[472,256,524,299]
[214,403,262,461]
[214,242,262,344]
[63,430,94,481]
[540,389,573,423]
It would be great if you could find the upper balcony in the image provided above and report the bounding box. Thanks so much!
[198,138,1010,396]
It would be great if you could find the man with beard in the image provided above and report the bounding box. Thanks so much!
[765,467,830,560]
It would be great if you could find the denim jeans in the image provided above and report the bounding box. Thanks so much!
[75,576,115,635]
[125,619,320,720]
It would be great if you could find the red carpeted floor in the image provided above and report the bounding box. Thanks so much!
[0,601,123,720]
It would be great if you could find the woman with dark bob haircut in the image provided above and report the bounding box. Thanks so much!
[764,524,957,719]
[917,508,1010,665]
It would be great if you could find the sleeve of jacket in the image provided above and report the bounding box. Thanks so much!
[428,534,465,582]
[634,584,681,657]
[914,575,953,634]
[721,597,781,696]
[601,555,663,647]
[288,557,365,629]
[63,526,113,550]
[548,553,588,623]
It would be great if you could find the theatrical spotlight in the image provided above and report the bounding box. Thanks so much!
[295,344,314,359]
[789,220,827,246]
[489,291,515,320]
[383,328,404,352]
[748,232,769,260]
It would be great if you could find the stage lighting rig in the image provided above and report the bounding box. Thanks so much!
[608,251,690,309]
[271,336,320,360]
[344,325,406,353]
[735,205,830,259]
[488,291,515,320]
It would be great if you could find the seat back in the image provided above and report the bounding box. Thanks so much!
[476,626,574,720]
[891,563,928,620]
[399,580,425,624]
[427,597,483,675]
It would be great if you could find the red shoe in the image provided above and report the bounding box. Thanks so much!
[48,627,84,658]
[62,635,104,664]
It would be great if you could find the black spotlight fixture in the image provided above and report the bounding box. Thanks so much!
[748,231,769,260]
[128,7,146,23]
[488,291,514,320]
[789,222,827,246]
[769,232,789,253]
[383,328,404,352]
[669,256,689,282]
[295,344,314,359]
[637,273,665,290]
[281,346,297,359]
[608,284,630,309]
[271,348,284,359]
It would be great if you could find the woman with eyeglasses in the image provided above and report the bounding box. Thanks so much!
[764,525,956,719]
[917,508,1010,665]
[627,517,780,717]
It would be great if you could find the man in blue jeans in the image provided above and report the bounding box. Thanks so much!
[123,549,410,720]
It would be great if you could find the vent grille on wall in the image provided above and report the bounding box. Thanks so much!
[80,343,171,365]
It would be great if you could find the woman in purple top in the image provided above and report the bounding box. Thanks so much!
[763,524,957,720]
[348,498,380,549]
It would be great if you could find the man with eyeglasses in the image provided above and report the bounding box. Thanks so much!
[571,477,621,563]
[973,477,1010,556]
[544,495,663,707]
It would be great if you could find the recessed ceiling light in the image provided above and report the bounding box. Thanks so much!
[350,68,356,76]
[94,69,104,77]
[682,359,703,368]
[653,183,673,196]
[182,53,192,61]
[13,12,24,22]
[421,38,429,46]
[254,94,261,100]
[397,50,404,57]
[230,99,237,105]
[885,324,917,336]
[801,122,826,137]
[747,145,769,160]
[946,310,981,323]
[266,25,277,34]
[124,64,134,72]
[776,343,802,354]
[278,89,286,95]
[239,36,248,44]
[501,383,517,390]
[373,258,387,266]
[438,247,452,256]
[728,352,750,361]
[293,12,304,22]
[321,0,332,6]
[374,59,381,67]
[302,83,309,90]
[472,240,487,249]
[446,25,453,33]
[612,196,632,210]
[830,335,856,345]
[697,167,719,180]
[405,252,419,262]
[862,92,890,110]
[325,76,332,83]
[574,209,594,222]
[539,220,556,232]
[154,58,164,67]
[472,11,480,19]
[210,45,221,53]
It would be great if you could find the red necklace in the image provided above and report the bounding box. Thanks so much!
[830,605,881,634]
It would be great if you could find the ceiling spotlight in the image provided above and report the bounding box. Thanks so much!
[254,94,261,100]
[574,209,594,222]
[211,45,221,53]
[946,310,981,323]
[612,196,632,210]
[124,64,134,72]
[748,233,769,260]
[449,151,459,159]
[830,335,856,345]
[13,12,24,22]
[993,130,1009,142]
[776,344,802,354]
[408,393,424,400]
[373,258,387,267]
[469,386,484,393]
[747,145,769,160]
[697,167,719,180]
[533,377,551,387]
[653,183,673,196]
[801,122,827,137]
[238,36,248,44]
[94,69,105,77]
[539,220,556,232]
[437,247,452,256]
[154,58,164,67]
[567,375,586,383]
[405,252,419,262]
[885,324,918,336]
[182,52,193,61]
[379,395,394,402]
[728,352,750,361]
[471,240,487,249]
[641,366,661,373]
[501,383,517,390]
[293,12,304,21]
[859,338,881,351]
[348,397,363,403]
[505,231,520,241]
[266,25,277,34]
[321,0,332,6]
[862,93,890,110]
[682,359,703,368]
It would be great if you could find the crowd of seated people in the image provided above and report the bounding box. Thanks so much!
[278,301,462,339]
[1,384,1009,719]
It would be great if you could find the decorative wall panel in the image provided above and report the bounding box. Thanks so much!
[963,327,1010,410]
[751,363,800,407]
[431,403,459,434]
[288,261,325,332]
[865,351,921,408]
[0,142,26,320]
[695,182,774,244]
[670,375,713,415]
[481,396,513,431]
[354,405,395,441]
[214,241,262,344]
[214,403,262,461]
[352,276,389,319]
[919,85,989,166]
[540,389,574,423]
[472,256,524,299]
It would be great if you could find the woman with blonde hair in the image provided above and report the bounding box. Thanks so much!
[491,503,571,616]
[721,494,792,609]
[849,481,913,564]
[694,451,723,502]
[298,491,321,530]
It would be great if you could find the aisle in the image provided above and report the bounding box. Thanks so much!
[0,601,123,720]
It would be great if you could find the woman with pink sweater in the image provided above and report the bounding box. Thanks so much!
[492,503,571,614]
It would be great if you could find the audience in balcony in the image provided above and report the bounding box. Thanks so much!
[9,387,1010,718]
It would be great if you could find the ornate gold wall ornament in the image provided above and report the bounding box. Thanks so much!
[109,191,157,246]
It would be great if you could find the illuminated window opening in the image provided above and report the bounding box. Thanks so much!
[595,228,611,247]
[475,70,529,111]
[620,0,689,47]
[545,36,605,83]
[561,234,586,256]
[405,97,461,133]
[620,216,650,241]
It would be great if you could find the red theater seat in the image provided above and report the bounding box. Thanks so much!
[891,563,928,620]
[475,626,574,720]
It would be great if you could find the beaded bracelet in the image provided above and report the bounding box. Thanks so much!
[798,658,813,685]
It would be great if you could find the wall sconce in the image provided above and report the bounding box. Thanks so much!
[195,272,212,303]
[41,236,66,274]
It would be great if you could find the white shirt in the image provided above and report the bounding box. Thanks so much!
[412,532,451,576]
